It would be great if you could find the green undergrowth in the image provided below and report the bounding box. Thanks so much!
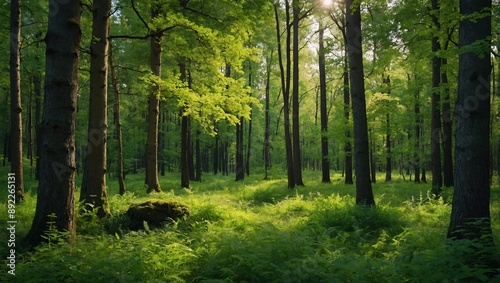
[0,167,499,282]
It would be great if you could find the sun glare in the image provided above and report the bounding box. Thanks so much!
[321,0,333,8]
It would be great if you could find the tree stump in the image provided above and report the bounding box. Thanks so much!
[126,200,190,230]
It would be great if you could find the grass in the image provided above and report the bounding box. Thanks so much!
[0,164,499,282]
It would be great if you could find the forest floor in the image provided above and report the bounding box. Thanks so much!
[0,165,499,282]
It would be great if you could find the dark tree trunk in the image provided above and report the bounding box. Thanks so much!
[188,130,195,181]
[34,74,42,180]
[319,25,331,183]
[448,0,493,243]
[80,0,111,217]
[180,58,190,188]
[344,56,353,185]
[109,39,126,195]
[274,2,295,188]
[27,0,80,246]
[292,0,304,186]
[195,130,201,181]
[430,0,442,196]
[346,0,375,206]
[10,0,24,202]
[145,6,162,193]
[441,58,454,187]
[27,80,33,176]
[213,134,219,175]
[384,76,392,182]
[414,87,421,183]
[180,115,190,188]
[264,53,272,180]
[369,128,377,184]
[246,68,253,177]
[236,117,244,181]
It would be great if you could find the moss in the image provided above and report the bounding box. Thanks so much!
[126,200,190,230]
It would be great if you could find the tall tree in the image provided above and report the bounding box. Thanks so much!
[318,23,330,183]
[264,52,273,180]
[274,1,295,188]
[430,0,443,196]
[346,0,375,206]
[292,0,304,186]
[448,0,493,242]
[384,75,392,182]
[10,0,24,202]
[330,6,353,184]
[80,0,111,217]
[27,0,81,245]
[109,39,126,195]
[145,4,162,193]
[180,58,190,188]
[441,58,454,187]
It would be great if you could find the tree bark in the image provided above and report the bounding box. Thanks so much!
[195,130,201,181]
[346,0,375,206]
[264,53,272,180]
[80,0,111,217]
[448,0,493,243]
[236,117,245,181]
[213,134,219,175]
[274,2,295,188]
[441,58,454,187]
[318,25,330,183]
[414,85,421,183]
[10,0,24,202]
[27,0,80,246]
[180,58,190,188]
[292,0,304,186]
[246,69,253,177]
[109,39,126,195]
[34,74,42,181]
[384,76,392,182]
[145,7,162,193]
[430,0,442,196]
[344,54,353,185]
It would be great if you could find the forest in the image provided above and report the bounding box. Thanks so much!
[0,0,499,282]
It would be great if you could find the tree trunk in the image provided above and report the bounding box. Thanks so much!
[179,58,190,188]
[318,26,330,183]
[180,115,190,188]
[109,39,126,195]
[195,130,201,181]
[346,0,375,206]
[441,58,454,187]
[414,86,421,183]
[246,68,253,177]
[145,8,162,193]
[213,134,219,175]
[27,80,33,176]
[80,0,111,217]
[369,128,377,184]
[344,55,353,185]
[236,117,244,181]
[292,0,304,186]
[274,2,295,188]
[264,53,272,180]
[384,76,392,182]
[34,74,42,181]
[430,0,442,196]
[27,0,80,246]
[448,0,493,243]
[10,0,24,202]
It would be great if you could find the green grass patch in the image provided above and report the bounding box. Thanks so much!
[0,166,499,282]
